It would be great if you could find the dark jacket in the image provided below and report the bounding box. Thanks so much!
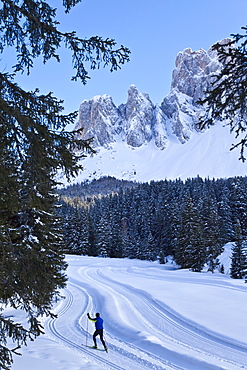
[88,314,104,330]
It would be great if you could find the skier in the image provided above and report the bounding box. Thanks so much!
[87,312,107,351]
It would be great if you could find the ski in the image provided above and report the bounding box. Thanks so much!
[82,344,108,353]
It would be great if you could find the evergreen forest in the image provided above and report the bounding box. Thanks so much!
[58,176,247,279]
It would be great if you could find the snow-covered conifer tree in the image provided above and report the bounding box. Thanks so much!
[231,220,247,279]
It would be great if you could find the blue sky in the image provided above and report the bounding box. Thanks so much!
[3,0,247,115]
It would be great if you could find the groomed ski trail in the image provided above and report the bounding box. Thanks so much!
[44,256,247,370]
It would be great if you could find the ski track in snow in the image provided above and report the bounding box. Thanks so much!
[45,257,247,370]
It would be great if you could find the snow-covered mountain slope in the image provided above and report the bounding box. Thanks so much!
[66,38,247,185]
[75,40,230,150]
[11,251,247,370]
[65,122,247,185]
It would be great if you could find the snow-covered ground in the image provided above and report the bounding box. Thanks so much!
[60,123,247,186]
[11,246,247,370]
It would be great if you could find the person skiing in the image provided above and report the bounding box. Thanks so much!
[87,312,107,351]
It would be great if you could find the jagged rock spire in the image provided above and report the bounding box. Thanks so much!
[75,39,229,149]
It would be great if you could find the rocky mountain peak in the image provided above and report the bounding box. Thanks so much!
[171,43,222,103]
[123,84,154,147]
[75,39,228,149]
[75,94,122,147]
[160,40,228,143]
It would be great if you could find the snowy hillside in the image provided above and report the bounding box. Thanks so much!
[63,39,247,185]
[11,250,247,370]
[63,123,247,185]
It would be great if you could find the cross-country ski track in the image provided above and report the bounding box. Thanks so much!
[36,255,247,370]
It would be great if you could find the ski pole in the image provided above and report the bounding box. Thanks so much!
[103,334,108,350]
[86,315,88,346]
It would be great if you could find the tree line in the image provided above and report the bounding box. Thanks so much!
[59,176,247,279]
